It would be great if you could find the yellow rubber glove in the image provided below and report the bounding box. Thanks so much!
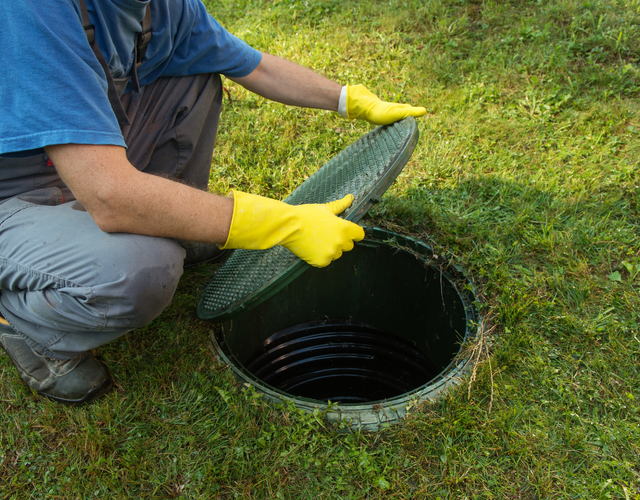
[346,84,427,125]
[220,190,365,268]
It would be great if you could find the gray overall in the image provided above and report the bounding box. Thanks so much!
[0,2,223,359]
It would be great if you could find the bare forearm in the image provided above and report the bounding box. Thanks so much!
[229,53,342,110]
[45,144,233,243]
[98,173,233,243]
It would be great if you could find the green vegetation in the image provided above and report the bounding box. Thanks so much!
[2,0,640,497]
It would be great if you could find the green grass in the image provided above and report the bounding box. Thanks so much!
[2,0,640,498]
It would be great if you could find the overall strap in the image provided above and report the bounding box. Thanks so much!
[78,0,129,126]
[131,6,152,93]
[78,0,152,126]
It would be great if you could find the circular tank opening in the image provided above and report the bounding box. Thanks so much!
[211,227,480,431]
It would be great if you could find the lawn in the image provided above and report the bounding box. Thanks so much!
[2,0,640,498]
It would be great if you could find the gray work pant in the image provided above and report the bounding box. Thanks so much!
[0,73,222,359]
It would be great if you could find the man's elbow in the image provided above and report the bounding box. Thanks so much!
[92,211,122,233]
[82,187,129,234]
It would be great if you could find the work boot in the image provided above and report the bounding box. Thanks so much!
[180,240,232,268]
[0,321,112,405]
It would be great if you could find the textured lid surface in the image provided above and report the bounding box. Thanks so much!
[198,117,419,322]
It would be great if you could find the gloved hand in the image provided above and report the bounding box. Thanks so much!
[219,190,365,268]
[342,84,427,125]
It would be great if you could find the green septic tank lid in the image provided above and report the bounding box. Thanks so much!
[197,117,419,323]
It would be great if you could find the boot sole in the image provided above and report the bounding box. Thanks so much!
[44,377,114,405]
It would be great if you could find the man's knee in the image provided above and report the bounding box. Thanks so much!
[0,200,187,354]
[95,235,186,330]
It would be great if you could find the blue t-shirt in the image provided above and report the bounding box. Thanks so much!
[0,0,261,155]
